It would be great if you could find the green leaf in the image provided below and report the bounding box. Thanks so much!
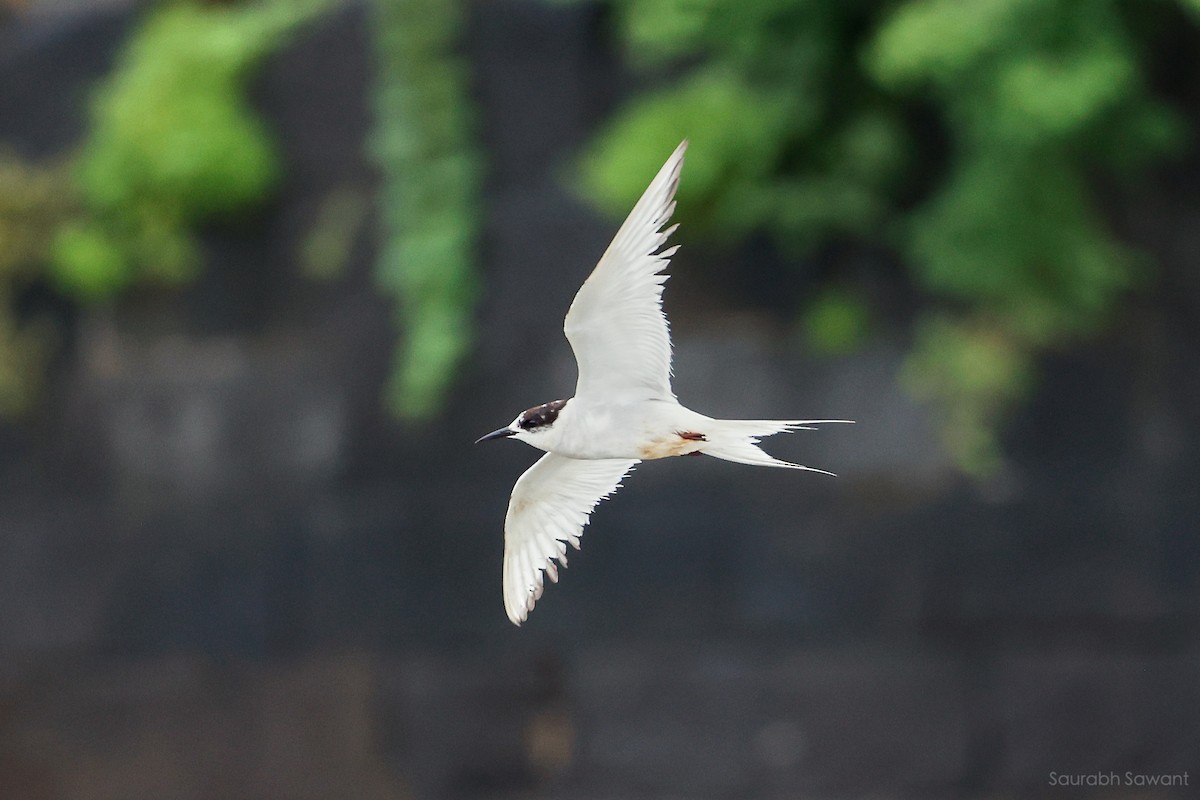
[803,288,872,355]
[50,221,134,300]
[992,45,1135,143]
[901,316,1034,475]
[867,0,1038,89]
[578,67,800,234]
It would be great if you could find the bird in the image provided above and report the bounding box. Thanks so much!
[476,140,851,625]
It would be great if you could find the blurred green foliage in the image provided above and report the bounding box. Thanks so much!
[577,4,908,254]
[0,0,327,419]
[570,0,1190,474]
[53,0,330,300]
[901,315,1035,474]
[803,287,872,356]
[299,186,370,281]
[0,155,75,413]
[368,0,481,419]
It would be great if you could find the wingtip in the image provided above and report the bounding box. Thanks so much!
[672,139,688,166]
[784,419,855,428]
[662,141,687,214]
[785,462,839,477]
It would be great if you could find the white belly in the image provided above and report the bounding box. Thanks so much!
[548,398,709,461]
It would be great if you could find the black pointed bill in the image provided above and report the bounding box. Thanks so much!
[475,427,516,444]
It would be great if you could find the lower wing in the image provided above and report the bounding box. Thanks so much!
[502,453,639,625]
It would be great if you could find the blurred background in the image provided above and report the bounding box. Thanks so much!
[1,0,1198,797]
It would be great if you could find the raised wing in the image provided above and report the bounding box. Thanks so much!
[564,140,687,403]
[502,453,638,625]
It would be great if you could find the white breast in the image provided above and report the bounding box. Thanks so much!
[546,397,702,461]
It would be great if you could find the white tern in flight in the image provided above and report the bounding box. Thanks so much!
[476,140,851,624]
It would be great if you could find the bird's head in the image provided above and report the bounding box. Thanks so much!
[475,399,568,448]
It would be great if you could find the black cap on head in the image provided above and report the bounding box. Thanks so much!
[518,399,567,431]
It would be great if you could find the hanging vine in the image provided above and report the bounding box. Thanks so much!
[367,0,482,420]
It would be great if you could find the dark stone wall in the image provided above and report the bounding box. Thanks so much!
[0,2,1197,798]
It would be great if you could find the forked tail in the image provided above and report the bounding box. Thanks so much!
[700,419,852,475]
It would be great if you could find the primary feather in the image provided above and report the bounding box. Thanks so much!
[502,453,638,624]
[564,140,687,403]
